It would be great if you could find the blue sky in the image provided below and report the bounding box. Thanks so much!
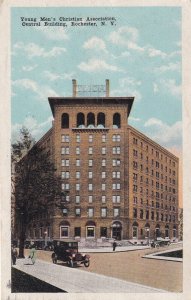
[11,7,182,154]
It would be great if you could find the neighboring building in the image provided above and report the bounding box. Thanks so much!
[178,208,183,240]
[21,80,179,242]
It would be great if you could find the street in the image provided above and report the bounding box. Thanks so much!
[21,244,182,292]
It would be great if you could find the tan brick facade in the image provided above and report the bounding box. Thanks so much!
[26,93,179,242]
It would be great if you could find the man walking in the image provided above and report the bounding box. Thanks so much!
[29,243,37,265]
[113,240,117,251]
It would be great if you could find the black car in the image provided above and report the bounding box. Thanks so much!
[51,239,90,267]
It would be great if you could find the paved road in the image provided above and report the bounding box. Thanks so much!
[13,258,166,293]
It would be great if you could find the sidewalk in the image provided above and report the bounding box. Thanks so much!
[13,258,166,293]
[80,245,150,253]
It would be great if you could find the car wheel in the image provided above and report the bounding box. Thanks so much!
[69,259,74,268]
[84,261,90,267]
[52,253,57,264]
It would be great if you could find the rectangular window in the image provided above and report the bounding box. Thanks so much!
[62,135,69,143]
[89,184,93,191]
[76,159,80,166]
[88,208,94,218]
[133,208,137,218]
[102,171,106,178]
[61,147,69,155]
[89,147,93,154]
[89,135,93,142]
[113,147,120,154]
[101,208,107,217]
[76,183,80,191]
[113,159,121,166]
[113,171,120,178]
[100,227,107,237]
[76,134,80,143]
[75,195,80,203]
[88,171,93,179]
[76,147,80,155]
[74,227,81,237]
[102,147,106,155]
[112,183,120,190]
[60,226,69,238]
[76,171,80,179]
[62,208,68,216]
[102,134,106,142]
[113,195,120,203]
[102,195,106,203]
[62,183,69,190]
[61,171,69,179]
[102,183,106,191]
[102,159,106,166]
[113,208,120,217]
[75,208,81,217]
[86,226,95,237]
[88,195,93,203]
[89,159,93,167]
[61,159,69,166]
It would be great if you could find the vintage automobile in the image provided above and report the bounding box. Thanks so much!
[151,238,171,248]
[34,239,54,251]
[51,239,90,267]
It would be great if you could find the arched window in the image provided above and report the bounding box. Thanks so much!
[97,112,105,128]
[87,112,95,128]
[77,112,85,128]
[113,113,121,128]
[61,113,69,128]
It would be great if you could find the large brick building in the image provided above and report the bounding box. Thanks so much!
[24,80,179,242]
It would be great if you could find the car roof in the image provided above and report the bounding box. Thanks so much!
[53,239,77,243]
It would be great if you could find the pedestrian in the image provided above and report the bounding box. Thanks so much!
[11,246,18,265]
[29,243,37,265]
[113,240,117,251]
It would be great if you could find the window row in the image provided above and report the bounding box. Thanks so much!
[62,207,120,218]
[62,183,121,191]
[61,159,121,167]
[61,171,121,179]
[74,195,120,204]
[133,208,176,222]
[62,134,121,143]
[61,112,121,129]
[61,146,121,155]
[132,138,176,166]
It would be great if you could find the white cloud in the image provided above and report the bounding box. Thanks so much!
[109,26,144,52]
[36,27,69,41]
[78,58,121,72]
[128,116,141,122]
[43,70,75,81]
[83,36,107,53]
[153,83,159,93]
[22,65,38,72]
[162,79,181,97]
[12,116,53,143]
[111,77,142,101]
[144,118,182,149]
[13,42,66,58]
[154,62,181,73]
[12,78,59,101]
[147,47,167,59]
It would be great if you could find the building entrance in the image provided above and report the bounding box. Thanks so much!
[112,221,122,240]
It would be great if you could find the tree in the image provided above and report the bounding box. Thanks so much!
[12,127,62,257]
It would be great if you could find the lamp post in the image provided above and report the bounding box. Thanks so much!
[146,228,150,246]
[44,230,48,247]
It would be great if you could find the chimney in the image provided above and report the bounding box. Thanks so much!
[106,79,110,97]
[72,79,77,97]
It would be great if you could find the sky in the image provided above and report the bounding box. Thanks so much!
[11,7,182,155]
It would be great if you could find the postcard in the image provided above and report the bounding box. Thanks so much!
[1,1,190,300]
